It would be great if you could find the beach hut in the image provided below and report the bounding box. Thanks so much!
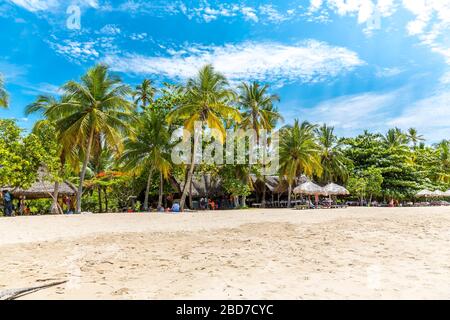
[4,180,76,200]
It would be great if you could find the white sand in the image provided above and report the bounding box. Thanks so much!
[0,207,449,299]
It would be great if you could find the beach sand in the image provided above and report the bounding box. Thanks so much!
[0,207,449,299]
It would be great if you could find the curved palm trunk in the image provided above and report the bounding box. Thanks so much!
[143,167,154,211]
[104,186,109,212]
[180,133,199,211]
[158,171,163,207]
[76,128,95,214]
[261,177,267,208]
[97,186,102,213]
[50,181,60,214]
[287,182,292,208]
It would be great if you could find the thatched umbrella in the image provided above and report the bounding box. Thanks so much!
[415,189,433,198]
[293,181,325,207]
[293,181,324,195]
[433,190,446,198]
[323,183,350,196]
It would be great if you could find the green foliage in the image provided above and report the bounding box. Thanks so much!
[0,119,58,188]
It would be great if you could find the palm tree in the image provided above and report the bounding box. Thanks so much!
[166,64,241,210]
[0,75,9,108]
[43,64,134,213]
[316,124,350,184]
[133,79,156,109]
[238,81,282,207]
[26,95,77,214]
[436,140,450,183]
[383,128,408,149]
[279,120,322,207]
[238,81,281,141]
[121,110,172,211]
[407,127,425,147]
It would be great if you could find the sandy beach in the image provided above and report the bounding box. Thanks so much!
[0,207,449,299]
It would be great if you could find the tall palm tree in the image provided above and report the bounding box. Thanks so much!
[316,124,350,184]
[238,81,282,207]
[166,64,241,210]
[133,79,156,109]
[279,120,322,207]
[121,110,172,211]
[0,76,9,108]
[26,95,77,214]
[238,81,281,141]
[43,64,134,213]
[407,127,425,147]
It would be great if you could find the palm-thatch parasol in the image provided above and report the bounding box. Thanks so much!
[415,189,434,198]
[433,190,446,198]
[323,183,350,196]
[293,181,325,195]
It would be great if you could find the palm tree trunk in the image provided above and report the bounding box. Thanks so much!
[50,181,60,214]
[143,168,154,211]
[76,128,95,214]
[261,177,266,208]
[97,186,102,213]
[104,186,108,212]
[158,171,163,207]
[189,178,193,209]
[287,182,292,208]
[180,132,198,211]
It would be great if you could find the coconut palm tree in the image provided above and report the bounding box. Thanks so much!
[316,124,350,184]
[238,81,282,207]
[279,120,322,207]
[238,81,281,141]
[0,76,9,108]
[383,128,409,149]
[25,95,78,214]
[133,79,156,110]
[43,64,134,213]
[166,64,241,210]
[407,127,425,147]
[121,110,172,211]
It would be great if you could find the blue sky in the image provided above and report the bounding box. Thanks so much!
[0,0,449,142]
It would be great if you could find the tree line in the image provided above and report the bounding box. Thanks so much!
[0,65,449,213]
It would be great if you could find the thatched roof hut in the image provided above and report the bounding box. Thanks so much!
[4,180,76,199]
[175,174,224,197]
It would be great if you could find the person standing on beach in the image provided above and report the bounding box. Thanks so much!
[2,190,13,216]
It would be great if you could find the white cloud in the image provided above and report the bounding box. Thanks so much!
[388,90,450,141]
[98,24,121,35]
[375,66,404,77]
[9,0,58,11]
[294,90,402,134]
[48,39,100,62]
[241,6,258,22]
[9,0,98,11]
[103,40,364,85]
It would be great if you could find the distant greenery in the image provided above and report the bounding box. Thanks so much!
[1,64,449,214]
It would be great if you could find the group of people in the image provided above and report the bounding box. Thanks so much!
[1,190,30,216]
[199,197,218,210]
[156,202,180,213]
